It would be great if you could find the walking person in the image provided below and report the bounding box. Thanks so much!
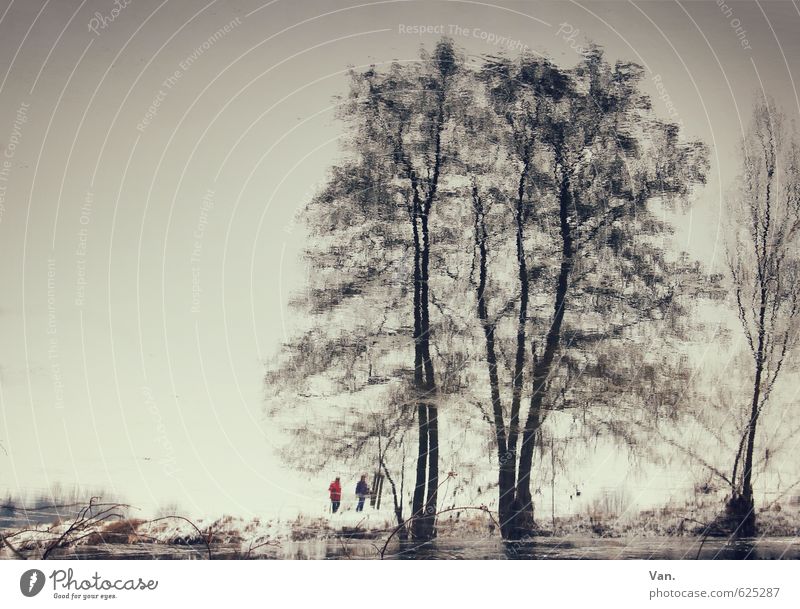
[355,475,369,512]
[329,477,342,513]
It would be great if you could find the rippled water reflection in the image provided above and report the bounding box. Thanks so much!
[14,536,798,560]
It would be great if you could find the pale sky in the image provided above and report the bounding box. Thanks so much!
[1,0,799,518]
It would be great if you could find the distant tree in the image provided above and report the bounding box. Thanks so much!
[638,344,800,521]
[725,97,800,536]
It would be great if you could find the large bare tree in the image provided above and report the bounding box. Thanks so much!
[467,50,707,538]
[268,41,707,543]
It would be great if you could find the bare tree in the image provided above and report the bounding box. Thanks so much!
[460,55,568,538]
[343,39,466,539]
[476,49,707,538]
[726,97,800,536]
[267,40,468,540]
[268,41,707,543]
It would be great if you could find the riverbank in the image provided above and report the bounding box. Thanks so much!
[2,500,799,559]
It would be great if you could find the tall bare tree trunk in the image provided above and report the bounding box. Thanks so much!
[506,158,532,536]
[419,206,438,539]
[400,58,449,540]
[410,196,429,539]
[726,105,788,537]
[381,460,406,539]
[471,183,514,538]
[412,403,429,537]
[515,160,573,536]
[407,173,440,540]
[423,405,438,536]
[733,290,767,537]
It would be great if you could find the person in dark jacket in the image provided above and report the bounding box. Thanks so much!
[329,477,342,513]
[355,475,369,512]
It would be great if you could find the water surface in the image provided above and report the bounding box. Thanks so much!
[12,536,798,560]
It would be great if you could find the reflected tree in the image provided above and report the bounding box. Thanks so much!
[725,97,800,536]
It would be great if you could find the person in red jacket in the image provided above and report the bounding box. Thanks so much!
[328,477,342,513]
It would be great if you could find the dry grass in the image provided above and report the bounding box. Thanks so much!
[83,518,147,545]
